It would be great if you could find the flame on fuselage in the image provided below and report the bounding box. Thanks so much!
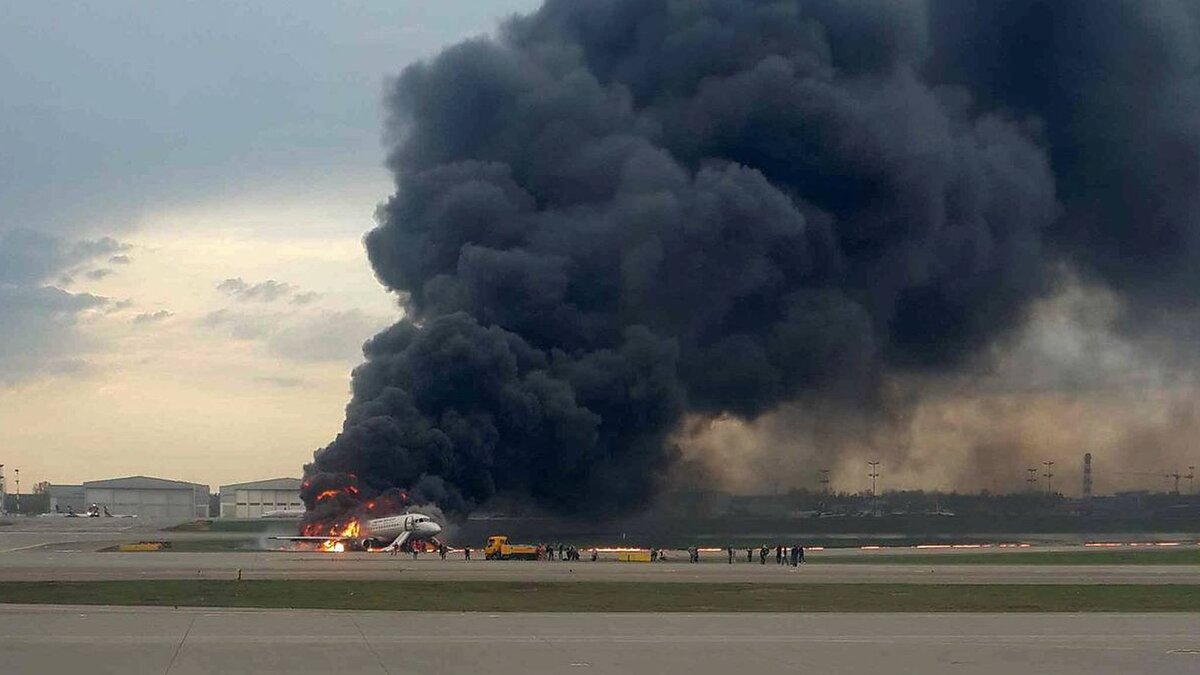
[301,518,361,553]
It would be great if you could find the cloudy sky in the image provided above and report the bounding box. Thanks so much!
[0,1,538,488]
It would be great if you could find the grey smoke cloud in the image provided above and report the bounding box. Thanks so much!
[304,0,1200,516]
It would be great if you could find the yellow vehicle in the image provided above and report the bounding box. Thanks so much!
[484,535,540,560]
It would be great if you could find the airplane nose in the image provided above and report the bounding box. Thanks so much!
[429,522,442,535]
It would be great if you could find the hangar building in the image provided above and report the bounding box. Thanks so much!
[47,484,85,514]
[82,476,210,521]
[218,478,302,518]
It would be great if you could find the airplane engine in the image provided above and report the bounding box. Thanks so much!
[361,538,381,551]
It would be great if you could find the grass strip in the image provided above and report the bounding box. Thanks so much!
[1,581,1198,612]
[813,548,1200,565]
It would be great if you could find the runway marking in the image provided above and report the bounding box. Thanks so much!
[164,614,195,675]
[353,615,394,675]
[0,543,63,554]
[0,634,1194,647]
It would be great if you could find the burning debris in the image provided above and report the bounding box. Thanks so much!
[303,1,1200,516]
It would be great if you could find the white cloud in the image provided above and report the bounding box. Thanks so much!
[267,309,388,363]
[217,277,296,303]
[132,309,173,325]
[0,228,127,384]
[0,284,106,384]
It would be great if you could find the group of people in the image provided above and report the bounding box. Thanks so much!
[396,542,804,564]
[673,545,809,565]
[392,543,471,559]
[726,544,805,566]
[542,543,589,561]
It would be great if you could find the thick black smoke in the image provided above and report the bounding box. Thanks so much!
[304,0,1200,517]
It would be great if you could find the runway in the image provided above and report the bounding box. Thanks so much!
[4,548,1200,584]
[2,519,1200,584]
[0,605,1196,675]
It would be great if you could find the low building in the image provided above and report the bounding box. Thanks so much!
[47,484,85,514]
[82,476,209,521]
[218,478,302,518]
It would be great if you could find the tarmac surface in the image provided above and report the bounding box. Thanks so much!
[2,517,1200,584]
[6,549,1200,584]
[0,605,1197,674]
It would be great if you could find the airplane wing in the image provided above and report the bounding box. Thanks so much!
[269,536,355,542]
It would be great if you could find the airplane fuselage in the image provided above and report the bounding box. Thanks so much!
[270,511,442,551]
[361,513,442,545]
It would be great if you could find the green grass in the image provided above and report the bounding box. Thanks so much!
[814,548,1200,565]
[1,581,1198,612]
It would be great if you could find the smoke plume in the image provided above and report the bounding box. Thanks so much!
[304,0,1200,515]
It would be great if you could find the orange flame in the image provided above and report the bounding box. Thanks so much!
[300,518,361,553]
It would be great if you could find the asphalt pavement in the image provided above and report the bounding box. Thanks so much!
[3,517,1200,583]
[0,605,1197,675]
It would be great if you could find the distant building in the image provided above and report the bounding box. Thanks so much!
[47,485,85,514]
[82,476,209,521]
[218,478,303,518]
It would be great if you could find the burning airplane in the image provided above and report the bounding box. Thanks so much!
[272,512,441,553]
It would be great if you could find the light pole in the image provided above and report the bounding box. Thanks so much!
[818,469,830,494]
[1026,467,1038,492]
[868,461,881,500]
[13,468,19,514]
[1042,461,1054,496]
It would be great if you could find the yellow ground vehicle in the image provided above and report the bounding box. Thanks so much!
[484,535,540,560]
